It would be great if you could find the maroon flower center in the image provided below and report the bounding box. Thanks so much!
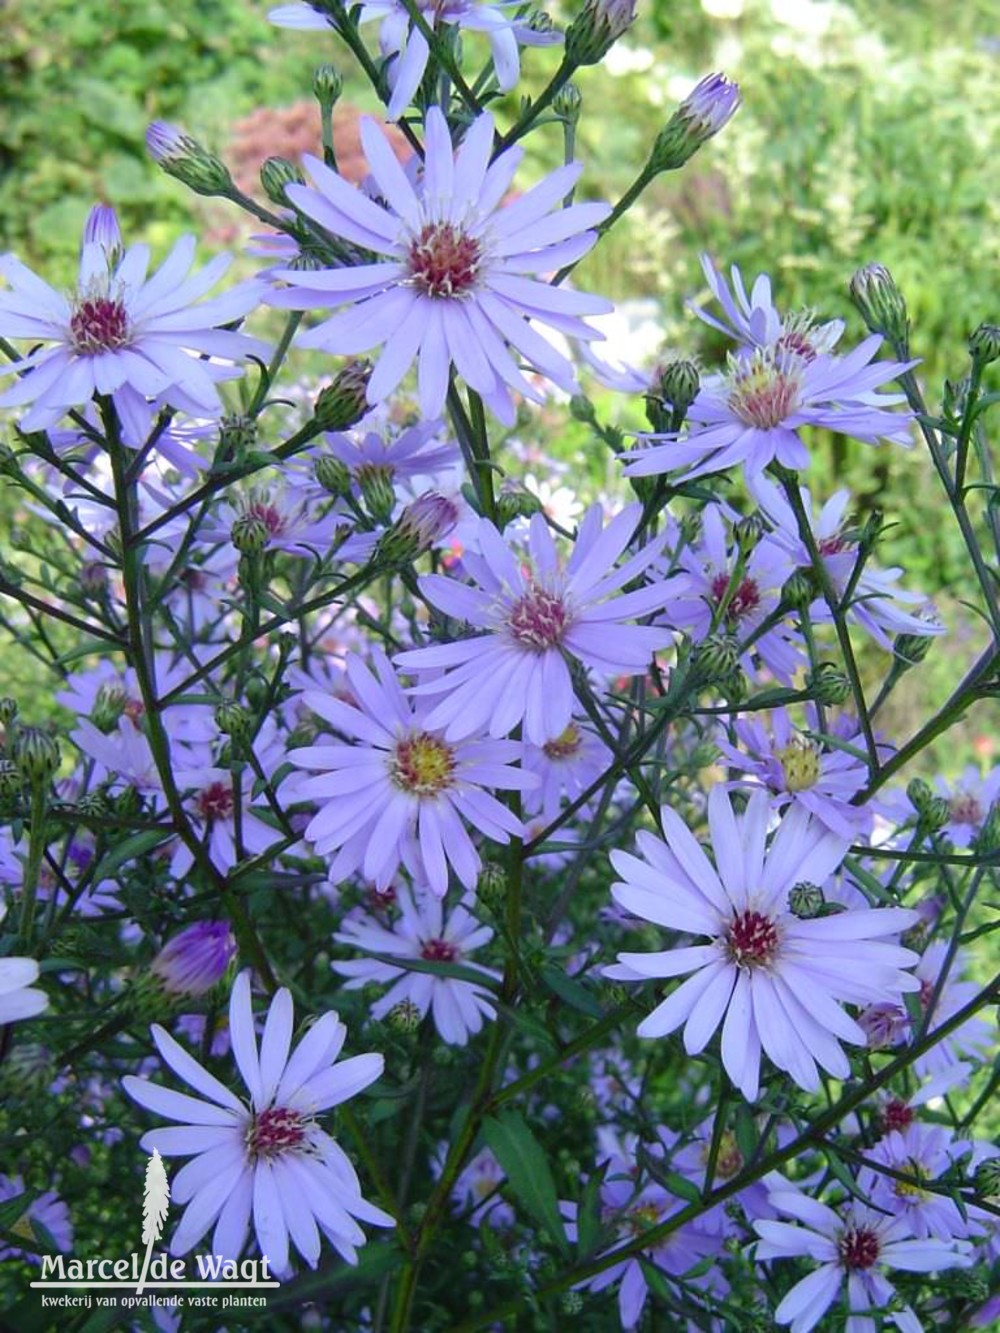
[246,1105,308,1161]
[710,571,761,622]
[391,732,455,796]
[918,978,935,1012]
[407,222,482,299]
[197,780,234,821]
[949,792,982,825]
[421,937,458,962]
[818,533,852,557]
[507,583,569,650]
[776,328,818,362]
[728,351,803,429]
[881,1098,915,1133]
[726,910,780,969]
[838,1224,881,1270]
[543,723,582,760]
[69,296,131,353]
[246,501,285,538]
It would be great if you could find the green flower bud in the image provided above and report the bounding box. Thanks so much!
[313,361,372,431]
[387,999,423,1034]
[849,264,910,354]
[919,796,951,833]
[13,726,60,785]
[569,393,596,424]
[313,64,344,111]
[314,454,352,498]
[906,777,933,814]
[692,633,739,682]
[92,682,128,733]
[114,786,143,818]
[358,465,398,525]
[496,485,543,530]
[231,513,270,555]
[215,701,253,739]
[565,0,636,66]
[146,121,234,197]
[732,512,766,550]
[788,881,825,918]
[553,81,583,124]
[648,74,741,173]
[968,322,1000,367]
[949,1267,989,1304]
[974,1157,1000,1201]
[0,757,23,801]
[782,569,815,610]
[893,629,936,670]
[477,862,507,912]
[76,790,111,818]
[560,1292,584,1315]
[0,698,18,727]
[375,493,458,564]
[808,662,852,706]
[260,156,306,206]
[654,357,701,419]
[218,413,257,460]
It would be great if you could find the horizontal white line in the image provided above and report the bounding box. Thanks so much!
[30,1282,280,1289]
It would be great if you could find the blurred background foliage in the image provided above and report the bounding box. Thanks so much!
[1,0,999,762]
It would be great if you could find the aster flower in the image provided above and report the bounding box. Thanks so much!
[0,906,48,1026]
[333,883,498,1045]
[522,720,611,821]
[436,1144,513,1228]
[754,1184,971,1332]
[605,787,921,1101]
[715,707,875,840]
[749,476,945,652]
[150,922,237,1000]
[692,253,844,358]
[912,764,1000,849]
[0,1175,73,1261]
[623,333,916,482]
[269,3,558,122]
[323,418,459,493]
[909,942,993,1086]
[269,108,612,423]
[0,204,267,435]
[395,504,673,745]
[286,647,535,897]
[123,970,393,1273]
[862,1123,980,1242]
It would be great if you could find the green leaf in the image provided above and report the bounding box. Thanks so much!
[576,1161,608,1260]
[482,1111,569,1256]
[540,965,603,1018]
[90,828,175,882]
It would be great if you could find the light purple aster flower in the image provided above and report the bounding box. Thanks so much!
[605,787,921,1101]
[715,707,875,840]
[270,3,558,122]
[915,764,1000,849]
[286,647,535,897]
[0,204,267,434]
[123,970,393,1274]
[754,1184,971,1333]
[692,253,844,358]
[910,941,994,1086]
[150,922,237,999]
[324,418,459,491]
[749,475,946,652]
[0,1175,73,1261]
[269,108,612,423]
[522,720,612,820]
[333,883,498,1045]
[862,1123,981,1243]
[438,1144,513,1229]
[205,478,347,557]
[395,504,673,745]
[623,333,917,482]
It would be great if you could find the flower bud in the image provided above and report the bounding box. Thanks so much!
[569,393,596,424]
[807,662,852,706]
[553,82,582,124]
[565,0,636,66]
[733,512,766,551]
[477,862,507,912]
[916,795,950,833]
[561,1292,584,1315]
[649,74,741,173]
[647,357,700,427]
[376,493,459,564]
[79,560,109,599]
[314,454,352,498]
[146,121,234,197]
[974,1157,1000,1201]
[259,156,306,207]
[150,921,237,999]
[231,513,270,555]
[692,633,739,682]
[849,264,910,353]
[12,727,60,785]
[215,701,253,739]
[788,881,825,919]
[313,361,372,431]
[358,466,398,525]
[0,757,23,802]
[496,485,543,530]
[218,413,257,460]
[313,64,344,111]
[968,322,1000,368]
[782,569,815,610]
[906,777,934,814]
[0,698,18,727]
[92,682,128,733]
[387,999,423,1034]
[949,1268,989,1304]
[893,628,935,670]
[82,204,124,268]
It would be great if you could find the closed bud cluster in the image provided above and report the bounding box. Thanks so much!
[231,513,270,555]
[12,726,60,785]
[313,361,372,431]
[375,493,458,564]
[788,881,825,919]
[906,777,933,814]
[654,357,701,419]
[146,121,234,197]
[565,0,636,67]
[849,263,910,353]
[692,633,739,682]
[974,1157,1000,1201]
[782,569,815,610]
[219,413,257,459]
[496,485,543,530]
[358,466,398,525]
[918,796,951,833]
[569,393,596,424]
[150,921,237,1000]
[0,697,18,727]
[968,322,1000,367]
[314,454,352,498]
[477,861,508,912]
[649,74,741,173]
[807,662,852,705]
[260,156,306,205]
[733,512,766,550]
[386,999,422,1034]
[553,82,582,124]
[92,682,128,733]
[215,701,253,739]
[313,64,344,111]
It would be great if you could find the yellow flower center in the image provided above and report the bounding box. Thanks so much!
[391,732,456,796]
[776,739,821,792]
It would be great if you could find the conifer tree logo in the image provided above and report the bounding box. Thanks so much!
[136,1149,170,1295]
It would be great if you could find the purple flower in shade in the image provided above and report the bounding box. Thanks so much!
[660,503,804,685]
[862,1123,981,1243]
[623,334,916,483]
[0,204,267,435]
[122,970,393,1274]
[753,1184,971,1333]
[438,1144,513,1229]
[522,720,612,821]
[270,4,558,122]
[268,108,612,424]
[332,883,498,1046]
[0,911,47,1025]
[715,707,875,841]
[912,764,1000,849]
[394,504,673,745]
[0,1175,73,1261]
[562,1129,726,1330]
[150,922,237,999]
[691,253,844,358]
[285,647,535,897]
[604,787,921,1101]
[748,475,946,652]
